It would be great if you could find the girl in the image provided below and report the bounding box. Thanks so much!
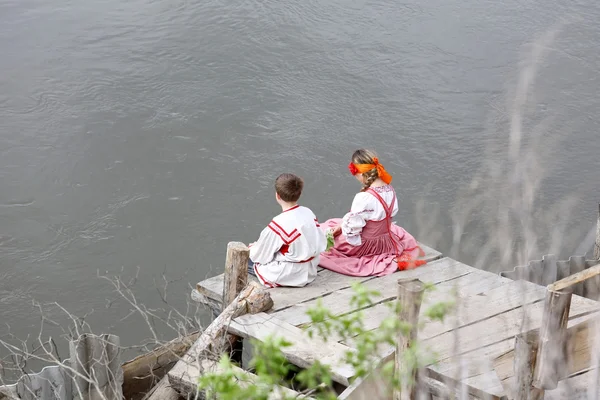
[320,149,426,276]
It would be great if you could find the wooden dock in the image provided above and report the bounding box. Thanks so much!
[186,244,600,399]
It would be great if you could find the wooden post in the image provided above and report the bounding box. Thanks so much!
[594,203,600,260]
[222,241,250,311]
[514,331,545,400]
[394,278,425,400]
[222,241,250,365]
[533,287,572,390]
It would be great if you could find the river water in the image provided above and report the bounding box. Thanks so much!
[1,0,599,364]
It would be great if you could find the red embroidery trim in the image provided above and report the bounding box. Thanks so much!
[254,264,280,288]
[268,223,302,245]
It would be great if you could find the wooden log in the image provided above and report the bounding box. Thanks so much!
[550,263,600,292]
[394,278,425,400]
[595,203,600,260]
[222,241,250,312]
[121,331,199,398]
[122,332,242,399]
[533,287,572,390]
[168,281,273,398]
[514,331,544,400]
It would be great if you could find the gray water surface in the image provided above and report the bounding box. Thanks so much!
[1,0,599,361]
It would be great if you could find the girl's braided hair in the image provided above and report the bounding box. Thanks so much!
[351,149,380,192]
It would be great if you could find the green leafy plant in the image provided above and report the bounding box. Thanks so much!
[325,229,335,252]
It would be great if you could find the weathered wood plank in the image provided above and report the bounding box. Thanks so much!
[421,279,547,341]
[336,272,513,348]
[446,272,513,297]
[339,277,543,351]
[422,374,503,400]
[196,243,442,311]
[432,311,600,396]
[272,257,469,327]
[197,273,227,303]
[544,368,598,400]
[172,358,309,400]
[422,291,600,364]
[461,370,507,399]
[494,314,600,391]
[227,313,355,385]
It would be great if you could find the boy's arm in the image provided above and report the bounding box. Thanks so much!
[249,226,283,265]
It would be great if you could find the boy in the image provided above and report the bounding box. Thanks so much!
[248,173,327,287]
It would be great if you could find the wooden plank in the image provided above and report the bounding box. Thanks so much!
[461,371,507,399]
[171,358,309,400]
[340,278,544,350]
[440,272,513,297]
[423,293,600,367]
[197,273,227,303]
[494,314,600,388]
[416,242,443,262]
[421,279,547,341]
[227,313,355,385]
[433,311,600,396]
[268,270,375,312]
[336,272,514,348]
[544,369,598,400]
[196,242,442,310]
[272,257,470,327]
[422,374,503,400]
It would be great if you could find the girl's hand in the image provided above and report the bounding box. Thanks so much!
[332,225,342,237]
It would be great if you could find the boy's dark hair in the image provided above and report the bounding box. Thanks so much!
[275,173,304,202]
